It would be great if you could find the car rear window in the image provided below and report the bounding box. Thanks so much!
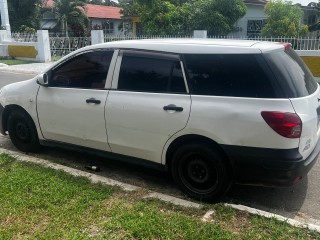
[264,48,318,98]
[183,54,278,98]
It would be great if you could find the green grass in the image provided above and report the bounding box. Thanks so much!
[0,153,319,240]
[0,59,35,65]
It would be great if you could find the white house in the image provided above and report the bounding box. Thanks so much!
[230,0,268,38]
[230,0,320,38]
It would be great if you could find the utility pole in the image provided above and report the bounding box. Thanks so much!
[0,0,11,39]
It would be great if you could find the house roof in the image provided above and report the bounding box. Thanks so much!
[86,4,122,19]
[44,0,122,20]
[244,0,268,5]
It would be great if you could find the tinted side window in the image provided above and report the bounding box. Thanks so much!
[184,54,276,98]
[118,51,186,93]
[50,50,113,89]
[264,49,317,98]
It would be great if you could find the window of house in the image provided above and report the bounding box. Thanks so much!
[308,15,317,25]
[247,19,266,38]
[50,50,113,89]
[184,54,277,98]
[103,21,114,34]
[117,51,187,93]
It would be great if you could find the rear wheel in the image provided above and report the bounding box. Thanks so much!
[7,110,40,152]
[171,144,231,202]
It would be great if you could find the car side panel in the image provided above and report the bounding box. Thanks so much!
[105,91,191,163]
[176,96,298,148]
[37,87,110,151]
[290,86,320,160]
[0,78,43,139]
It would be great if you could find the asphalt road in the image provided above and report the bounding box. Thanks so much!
[0,71,36,88]
[0,70,319,225]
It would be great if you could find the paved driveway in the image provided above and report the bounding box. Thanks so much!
[228,161,320,225]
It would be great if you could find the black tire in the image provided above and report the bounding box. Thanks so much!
[7,110,40,152]
[171,144,231,202]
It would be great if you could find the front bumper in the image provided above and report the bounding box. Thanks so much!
[221,140,320,187]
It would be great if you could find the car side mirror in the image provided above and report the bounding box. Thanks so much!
[36,73,49,87]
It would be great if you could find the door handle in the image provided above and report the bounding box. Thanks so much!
[163,104,183,112]
[86,98,101,104]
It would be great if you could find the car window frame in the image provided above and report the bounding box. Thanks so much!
[46,48,117,90]
[111,49,189,94]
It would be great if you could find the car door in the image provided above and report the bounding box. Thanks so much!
[37,49,116,151]
[105,50,191,163]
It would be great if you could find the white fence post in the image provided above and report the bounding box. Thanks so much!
[193,30,207,38]
[0,0,11,40]
[37,30,51,62]
[91,30,104,45]
[0,30,9,56]
[0,30,9,42]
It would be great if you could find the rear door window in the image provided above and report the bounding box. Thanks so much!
[264,48,318,98]
[117,51,187,94]
[183,54,277,98]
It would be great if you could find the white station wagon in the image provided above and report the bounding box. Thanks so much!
[0,39,319,202]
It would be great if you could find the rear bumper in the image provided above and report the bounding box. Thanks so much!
[221,140,320,187]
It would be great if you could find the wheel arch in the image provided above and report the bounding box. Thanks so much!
[165,134,234,178]
[2,105,32,133]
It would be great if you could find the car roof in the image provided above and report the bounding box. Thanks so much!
[84,38,284,54]
[52,39,285,68]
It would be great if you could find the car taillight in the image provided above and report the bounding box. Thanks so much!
[261,111,302,138]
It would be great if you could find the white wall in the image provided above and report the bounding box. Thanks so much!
[230,4,267,38]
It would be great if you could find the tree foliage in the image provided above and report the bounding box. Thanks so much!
[191,0,247,35]
[8,0,42,31]
[261,0,308,37]
[120,0,246,35]
[52,0,89,36]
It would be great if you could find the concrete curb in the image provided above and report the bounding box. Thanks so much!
[0,62,54,74]
[0,69,41,74]
[144,192,202,209]
[0,63,8,68]
[0,67,41,75]
[0,148,139,192]
[0,67,42,74]
[0,147,320,233]
[225,203,320,233]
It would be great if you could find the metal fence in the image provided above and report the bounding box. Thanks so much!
[208,36,320,51]
[104,34,193,42]
[50,37,91,57]
[11,32,37,42]
[8,32,320,58]
[105,35,320,51]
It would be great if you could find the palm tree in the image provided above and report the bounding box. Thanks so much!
[53,0,88,37]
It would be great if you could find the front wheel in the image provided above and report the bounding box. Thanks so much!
[171,144,231,202]
[7,110,40,152]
